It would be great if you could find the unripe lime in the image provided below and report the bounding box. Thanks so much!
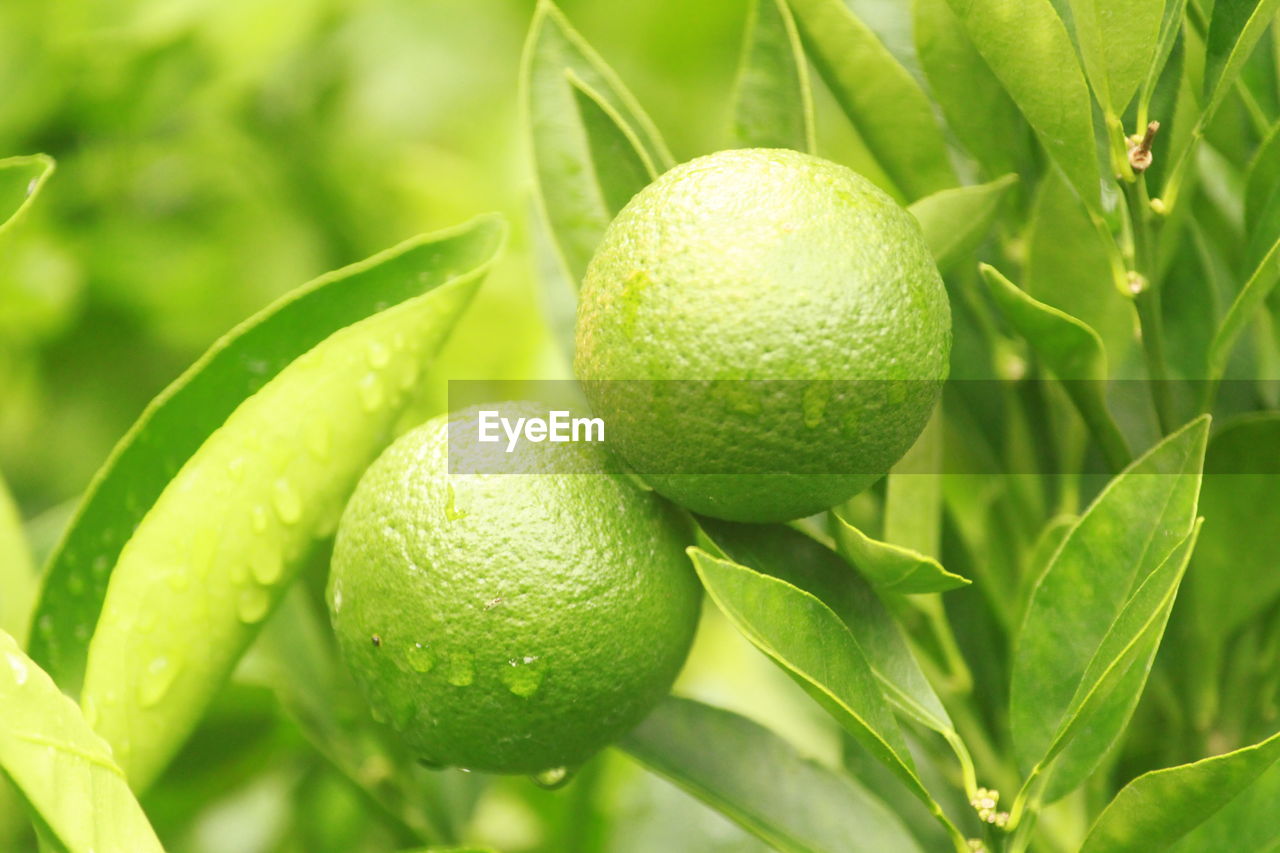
[575,148,951,522]
[327,404,700,776]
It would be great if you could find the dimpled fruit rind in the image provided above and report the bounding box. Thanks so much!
[575,148,951,522]
[327,403,700,775]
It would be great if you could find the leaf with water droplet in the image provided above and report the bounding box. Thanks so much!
[531,765,575,790]
[64,217,505,790]
[0,153,55,236]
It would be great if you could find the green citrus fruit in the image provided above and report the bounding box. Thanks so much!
[575,148,951,522]
[327,403,701,776]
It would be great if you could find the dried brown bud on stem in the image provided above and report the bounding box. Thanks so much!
[1128,121,1160,173]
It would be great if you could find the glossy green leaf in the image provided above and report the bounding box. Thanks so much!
[29,216,504,694]
[1082,727,1280,852]
[1011,417,1208,779]
[982,264,1131,471]
[0,154,54,236]
[1189,414,1280,642]
[688,546,963,843]
[787,0,956,200]
[732,0,815,152]
[1169,756,1280,851]
[832,513,970,594]
[1038,521,1201,800]
[1204,0,1280,119]
[941,0,1103,211]
[912,0,1030,178]
[697,519,953,734]
[521,0,670,284]
[0,474,36,644]
[1206,233,1280,381]
[1069,0,1163,113]
[908,175,1017,275]
[620,696,923,853]
[1138,0,1191,123]
[0,630,163,853]
[58,218,503,790]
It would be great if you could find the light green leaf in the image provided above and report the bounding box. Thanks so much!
[620,696,923,853]
[58,218,504,791]
[1082,727,1280,852]
[1206,233,1280,381]
[1011,416,1208,780]
[1169,755,1280,851]
[1244,120,1280,231]
[697,519,954,734]
[521,0,670,285]
[732,0,816,152]
[981,263,1131,471]
[565,70,657,214]
[0,155,54,236]
[941,0,1103,212]
[787,0,957,200]
[29,216,504,695]
[0,474,36,644]
[908,175,1018,275]
[832,514,970,594]
[687,546,963,842]
[1203,0,1280,120]
[912,0,1031,179]
[1038,521,1202,800]
[0,630,163,853]
[1069,0,1163,114]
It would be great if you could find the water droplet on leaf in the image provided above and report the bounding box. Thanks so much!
[358,373,384,411]
[5,652,29,686]
[272,478,302,524]
[251,505,269,533]
[250,549,284,585]
[139,655,177,707]
[237,586,271,623]
[367,340,391,368]
[531,766,574,790]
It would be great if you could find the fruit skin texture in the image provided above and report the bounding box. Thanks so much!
[575,148,951,522]
[327,403,700,775]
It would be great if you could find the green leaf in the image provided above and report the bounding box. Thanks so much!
[1206,232,1280,381]
[941,0,1103,212]
[620,696,923,853]
[0,630,163,853]
[0,154,54,236]
[522,0,670,284]
[29,216,504,695]
[1189,414,1280,642]
[832,514,970,594]
[38,218,504,790]
[0,473,36,644]
[1203,0,1280,120]
[981,263,1131,471]
[908,175,1018,275]
[1010,416,1208,783]
[1169,756,1280,851]
[687,546,962,841]
[1244,120,1280,231]
[696,519,954,734]
[1082,727,1280,852]
[732,0,816,152]
[786,0,957,200]
[912,0,1031,179]
[1037,521,1202,800]
[1069,0,1163,114]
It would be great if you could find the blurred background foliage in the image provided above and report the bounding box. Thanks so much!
[0,1,854,850]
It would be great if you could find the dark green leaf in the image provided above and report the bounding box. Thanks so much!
[0,630,163,853]
[0,474,36,644]
[1244,120,1280,231]
[941,0,1103,212]
[908,175,1018,275]
[1082,727,1280,852]
[1204,0,1280,119]
[620,696,923,853]
[732,0,816,152]
[832,514,970,594]
[1011,417,1208,780]
[787,0,957,200]
[1207,232,1280,381]
[29,216,505,695]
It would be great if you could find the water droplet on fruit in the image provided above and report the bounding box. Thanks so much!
[237,586,271,623]
[358,373,384,411]
[501,655,544,697]
[367,340,391,368]
[228,456,245,481]
[250,549,284,585]
[139,655,177,707]
[444,484,468,521]
[272,479,302,524]
[531,766,574,790]
[405,643,435,673]
[445,652,474,686]
[251,505,269,533]
[802,381,829,428]
[5,652,29,686]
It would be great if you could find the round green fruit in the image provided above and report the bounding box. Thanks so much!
[575,148,951,522]
[327,403,701,776]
